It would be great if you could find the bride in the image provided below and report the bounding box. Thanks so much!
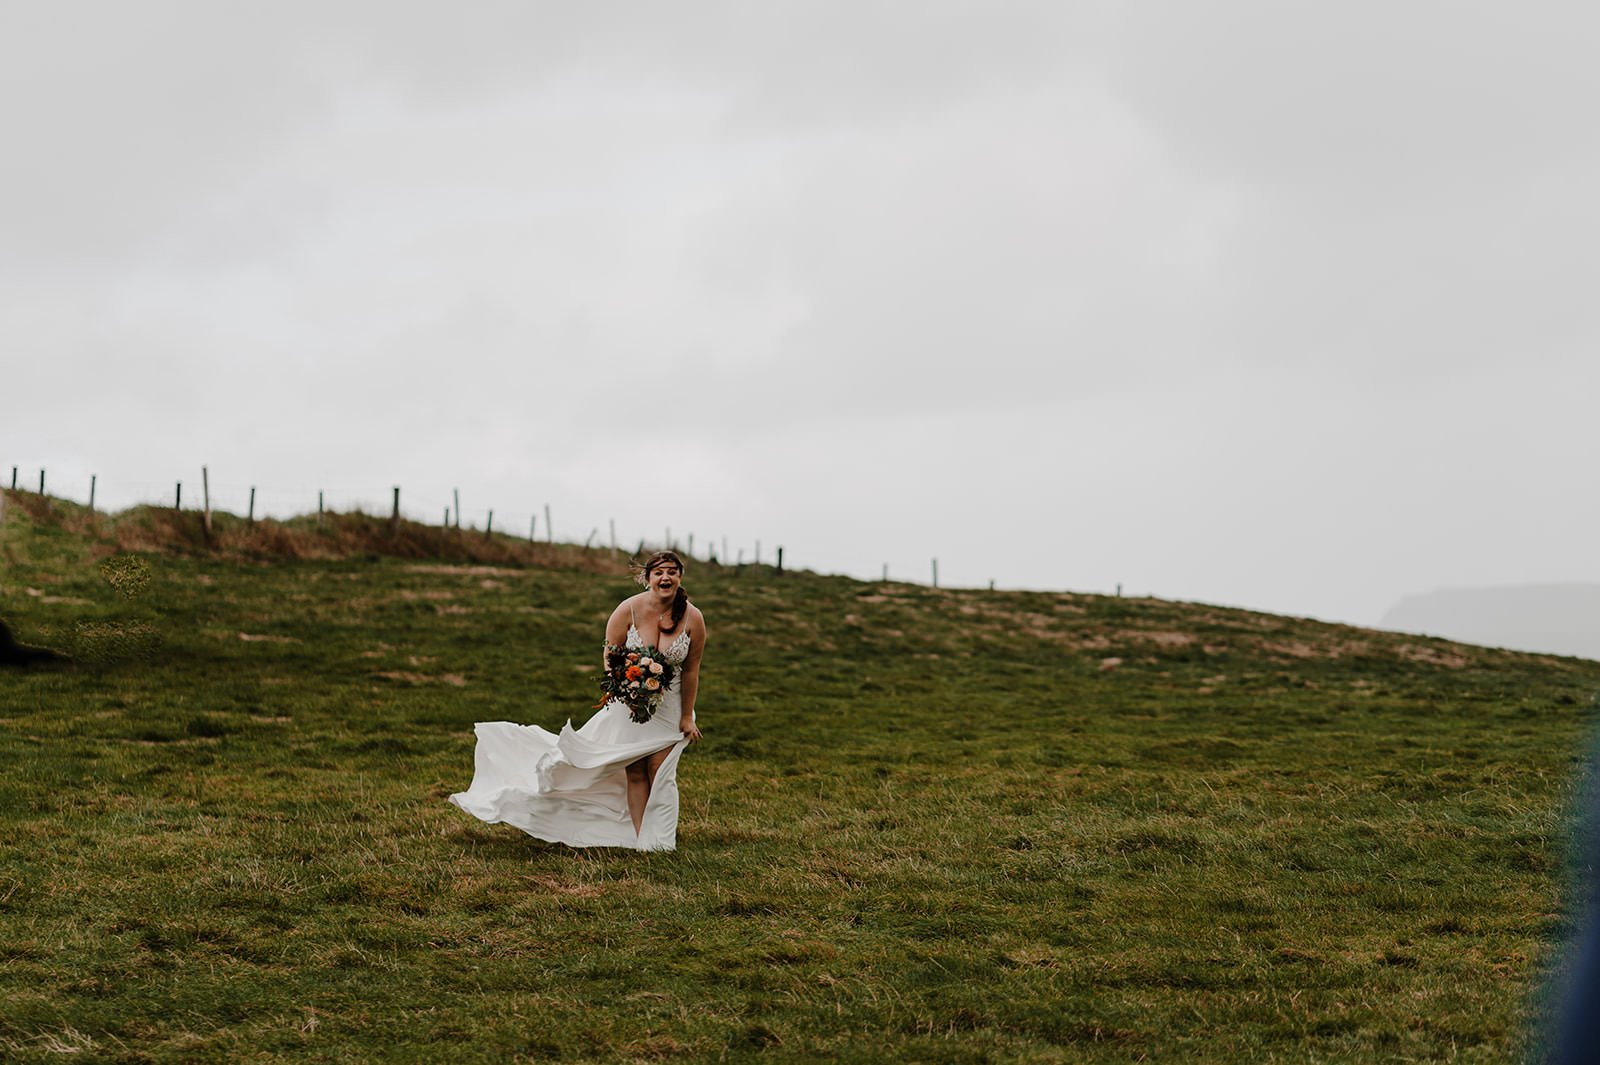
[449,550,705,851]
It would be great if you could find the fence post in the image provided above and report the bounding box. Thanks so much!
[755,539,761,565]
[529,515,536,541]
[202,466,213,537]
[932,558,939,588]
[175,482,182,509]
[89,475,96,512]
[248,487,256,526]
[453,489,461,529]
[38,469,45,496]
[9,467,15,490]
[776,546,784,575]
[318,490,324,527]
[585,528,597,549]
[485,510,494,538]
[882,563,888,582]
[390,487,401,535]
[545,504,553,544]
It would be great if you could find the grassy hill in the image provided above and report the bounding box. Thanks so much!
[3,490,1599,1062]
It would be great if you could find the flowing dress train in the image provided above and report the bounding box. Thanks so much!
[449,625,692,851]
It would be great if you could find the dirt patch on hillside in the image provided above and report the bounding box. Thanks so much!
[373,671,467,686]
[239,632,299,644]
[1133,631,1196,649]
[1186,610,1286,631]
[1396,644,1471,669]
[403,564,525,578]
[1256,638,1373,661]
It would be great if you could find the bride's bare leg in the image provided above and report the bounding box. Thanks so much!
[625,758,649,834]
[624,747,677,836]
[645,746,672,789]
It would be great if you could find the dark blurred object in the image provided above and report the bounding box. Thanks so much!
[1551,719,1600,1063]
[1554,924,1600,1063]
[0,619,64,666]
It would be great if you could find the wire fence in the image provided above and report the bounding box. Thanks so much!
[2,463,791,573]
[3,463,1033,592]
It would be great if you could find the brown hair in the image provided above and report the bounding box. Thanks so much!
[634,550,689,632]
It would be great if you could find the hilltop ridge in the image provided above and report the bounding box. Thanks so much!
[0,487,625,572]
[2,486,1590,689]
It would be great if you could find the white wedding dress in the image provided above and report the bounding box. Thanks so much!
[449,624,693,851]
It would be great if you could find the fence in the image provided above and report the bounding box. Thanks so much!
[3,464,793,572]
[5,463,1001,591]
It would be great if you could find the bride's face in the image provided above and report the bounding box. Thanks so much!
[647,563,681,597]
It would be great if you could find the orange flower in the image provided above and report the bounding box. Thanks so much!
[625,665,643,680]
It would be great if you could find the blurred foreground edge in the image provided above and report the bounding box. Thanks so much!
[0,619,65,666]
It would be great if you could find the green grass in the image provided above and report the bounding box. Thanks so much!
[2,492,1598,1062]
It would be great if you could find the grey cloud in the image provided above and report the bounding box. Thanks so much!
[1103,3,1600,185]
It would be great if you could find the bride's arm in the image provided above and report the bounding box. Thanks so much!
[678,610,707,735]
[603,598,631,668]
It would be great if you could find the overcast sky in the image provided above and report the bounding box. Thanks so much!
[3,1,1596,627]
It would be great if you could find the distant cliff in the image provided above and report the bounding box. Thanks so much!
[1380,583,1600,661]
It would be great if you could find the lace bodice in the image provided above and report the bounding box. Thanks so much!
[626,624,691,668]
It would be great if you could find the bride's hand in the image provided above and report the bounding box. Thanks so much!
[680,715,702,743]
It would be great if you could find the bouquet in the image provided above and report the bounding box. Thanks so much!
[595,644,677,723]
